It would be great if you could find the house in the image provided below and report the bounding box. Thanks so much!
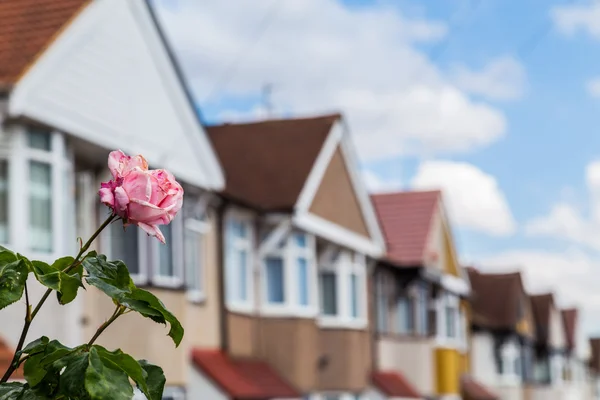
[561,309,593,400]
[0,0,226,398]
[526,293,567,400]
[590,338,600,400]
[369,190,491,400]
[181,113,386,400]
[466,268,535,400]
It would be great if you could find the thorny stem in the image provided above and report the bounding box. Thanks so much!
[1,214,117,383]
[87,305,125,347]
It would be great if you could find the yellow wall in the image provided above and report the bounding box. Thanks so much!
[435,348,460,395]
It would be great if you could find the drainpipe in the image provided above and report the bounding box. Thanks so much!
[216,199,229,353]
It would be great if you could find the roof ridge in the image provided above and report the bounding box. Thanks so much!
[211,112,342,128]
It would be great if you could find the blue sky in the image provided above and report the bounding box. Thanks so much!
[155,0,600,335]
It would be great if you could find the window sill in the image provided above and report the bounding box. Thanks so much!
[226,302,255,314]
[318,316,367,330]
[187,291,206,304]
[259,304,318,318]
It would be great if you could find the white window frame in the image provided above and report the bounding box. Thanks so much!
[151,217,185,288]
[318,250,368,330]
[260,230,317,317]
[224,209,254,313]
[162,386,185,400]
[184,216,209,303]
[499,340,522,386]
[435,291,461,348]
[308,393,365,400]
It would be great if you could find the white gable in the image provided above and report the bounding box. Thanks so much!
[8,0,223,190]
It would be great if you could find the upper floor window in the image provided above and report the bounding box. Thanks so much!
[318,250,367,328]
[436,292,461,345]
[499,341,522,384]
[375,273,388,333]
[225,211,253,311]
[415,283,429,335]
[262,230,315,315]
[396,295,413,334]
[183,202,209,302]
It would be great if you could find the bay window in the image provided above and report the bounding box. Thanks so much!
[318,250,367,328]
[499,341,522,385]
[184,210,208,302]
[415,283,429,335]
[436,292,461,345]
[375,272,389,333]
[262,231,315,315]
[396,295,413,334]
[225,211,253,311]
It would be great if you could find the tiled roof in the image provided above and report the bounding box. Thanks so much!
[372,371,422,398]
[0,338,23,380]
[467,268,526,330]
[562,308,577,351]
[191,349,300,400]
[371,190,440,266]
[206,114,339,212]
[0,0,88,88]
[530,293,554,345]
[461,375,498,400]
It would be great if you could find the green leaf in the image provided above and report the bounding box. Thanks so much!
[17,337,49,358]
[0,382,24,399]
[138,360,165,400]
[85,347,133,400]
[56,352,89,399]
[0,254,28,310]
[83,255,184,346]
[30,259,82,305]
[23,340,75,387]
[93,346,149,399]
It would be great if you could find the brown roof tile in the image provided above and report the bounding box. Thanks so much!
[0,0,88,88]
[562,308,577,351]
[461,375,498,400]
[372,371,422,398]
[371,190,440,266]
[191,349,300,400]
[530,293,555,344]
[206,114,340,212]
[467,268,526,330]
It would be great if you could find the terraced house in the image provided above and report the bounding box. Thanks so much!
[191,114,385,400]
[0,0,226,398]
[369,191,490,400]
[561,309,593,400]
[466,269,535,400]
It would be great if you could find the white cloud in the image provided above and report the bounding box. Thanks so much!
[525,160,600,251]
[153,0,508,162]
[478,248,600,334]
[411,160,516,236]
[450,56,527,101]
[586,77,600,97]
[362,170,402,193]
[551,2,600,38]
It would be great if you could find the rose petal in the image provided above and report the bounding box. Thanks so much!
[138,222,165,244]
[99,187,114,208]
[107,150,129,179]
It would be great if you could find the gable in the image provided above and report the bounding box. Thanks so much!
[549,305,566,349]
[8,0,223,189]
[516,294,534,338]
[308,146,370,238]
[424,207,460,277]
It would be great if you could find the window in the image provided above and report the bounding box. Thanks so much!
[318,250,367,328]
[415,283,428,335]
[27,129,52,151]
[396,295,413,334]
[0,161,8,244]
[225,212,253,309]
[183,201,209,301]
[320,271,337,316]
[110,223,140,276]
[500,341,523,384]
[436,292,460,344]
[266,256,285,303]
[376,273,388,333]
[29,161,52,252]
[162,387,185,400]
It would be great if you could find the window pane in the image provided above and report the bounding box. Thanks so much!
[27,129,52,151]
[229,219,247,239]
[416,285,428,335]
[293,233,307,248]
[319,271,337,316]
[111,224,139,275]
[297,257,309,306]
[0,161,8,243]
[29,161,52,252]
[237,249,248,301]
[184,228,202,291]
[396,296,413,334]
[349,273,359,318]
[376,277,388,332]
[446,304,456,338]
[158,225,174,277]
[266,256,284,303]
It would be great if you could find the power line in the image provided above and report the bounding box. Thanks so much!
[203,0,282,103]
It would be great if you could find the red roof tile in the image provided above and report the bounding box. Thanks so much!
[461,375,498,400]
[0,338,23,380]
[562,308,577,351]
[372,371,422,398]
[206,114,339,212]
[191,349,300,400]
[371,190,440,266]
[530,293,555,345]
[0,0,88,88]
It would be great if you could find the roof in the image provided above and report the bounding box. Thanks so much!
[371,190,440,266]
[206,114,339,212]
[0,338,23,380]
[372,371,422,398]
[0,0,88,88]
[590,338,600,374]
[467,268,526,330]
[191,349,300,400]
[530,293,555,344]
[562,308,577,351]
[461,375,498,400]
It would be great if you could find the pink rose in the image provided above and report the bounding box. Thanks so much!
[99,150,184,244]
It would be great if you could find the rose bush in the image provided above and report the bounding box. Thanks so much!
[0,150,184,400]
[99,150,184,244]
